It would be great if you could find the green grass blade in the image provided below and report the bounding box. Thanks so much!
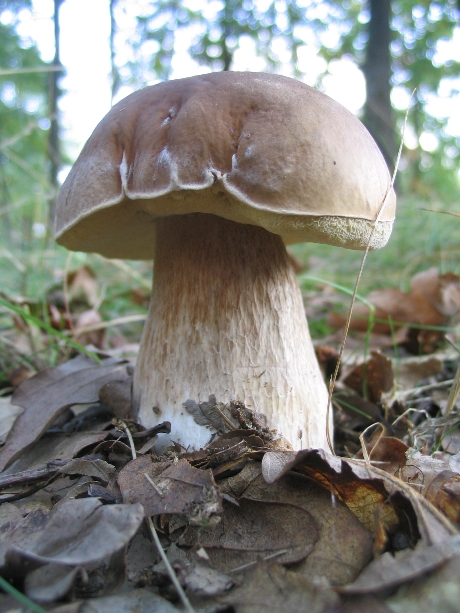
[0,296,103,364]
[0,575,48,613]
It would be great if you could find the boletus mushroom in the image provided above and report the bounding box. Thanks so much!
[56,72,396,452]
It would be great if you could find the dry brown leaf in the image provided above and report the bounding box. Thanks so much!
[398,451,460,526]
[340,535,460,595]
[67,265,99,308]
[328,287,415,333]
[329,268,460,351]
[262,449,457,547]
[0,502,24,532]
[343,351,394,403]
[77,588,181,612]
[219,558,339,613]
[118,456,223,519]
[73,309,105,348]
[58,458,116,484]
[0,395,23,444]
[126,533,161,585]
[356,436,409,477]
[0,497,143,575]
[385,550,460,612]
[2,430,110,476]
[392,355,444,394]
[340,594,393,613]
[183,561,233,597]
[0,354,130,472]
[179,495,318,572]
[24,563,87,604]
[220,461,373,584]
[98,377,133,419]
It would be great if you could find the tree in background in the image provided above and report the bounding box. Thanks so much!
[47,0,63,225]
[316,0,460,197]
[1,0,459,220]
[110,0,459,200]
[0,0,53,253]
[362,0,395,171]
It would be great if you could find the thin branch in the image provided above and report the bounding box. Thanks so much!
[0,65,62,76]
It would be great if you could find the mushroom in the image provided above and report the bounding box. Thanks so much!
[56,72,396,452]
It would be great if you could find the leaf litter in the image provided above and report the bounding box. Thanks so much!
[1,266,460,611]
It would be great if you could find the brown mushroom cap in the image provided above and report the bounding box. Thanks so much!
[56,71,396,259]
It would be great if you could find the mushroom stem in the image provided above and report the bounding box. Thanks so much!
[133,213,331,451]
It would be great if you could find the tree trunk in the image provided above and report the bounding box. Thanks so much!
[109,0,119,102]
[47,0,63,229]
[362,0,396,172]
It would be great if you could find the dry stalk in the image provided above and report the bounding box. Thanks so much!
[146,514,195,613]
[326,92,415,453]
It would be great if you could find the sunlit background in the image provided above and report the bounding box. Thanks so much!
[1,0,459,306]
[8,0,460,170]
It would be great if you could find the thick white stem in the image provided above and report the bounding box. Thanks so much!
[133,213,331,451]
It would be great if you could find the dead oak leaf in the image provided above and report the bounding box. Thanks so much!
[262,449,457,547]
[217,461,372,584]
[343,351,394,403]
[398,451,460,526]
[183,560,234,597]
[76,588,181,612]
[340,535,460,595]
[179,495,319,572]
[0,396,23,445]
[58,458,116,484]
[219,558,339,613]
[0,497,144,574]
[118,456,222,520]
[24,563,87,604]
[0,354,130,472]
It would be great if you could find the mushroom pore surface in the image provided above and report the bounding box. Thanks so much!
[133,213,330,451]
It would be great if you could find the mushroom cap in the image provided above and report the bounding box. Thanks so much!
[56,72,396,259]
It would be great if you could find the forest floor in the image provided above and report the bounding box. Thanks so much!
[0,243,460,611]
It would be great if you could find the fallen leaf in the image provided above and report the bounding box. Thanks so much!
[24,563,87,604]
[126,533,161,585]
[339,535,460,595]
[220,461,373,584]
[77,588,181,612]
[58,458,116,484]
[328,268,460,354]
[179,495,318,572]
[183,394,229,431]
[73,309,105,349]
[2,430,110,476]
[391,355,444,393]
[183,561,233,597]
[0,497,143,575]
[262,449,458,547]
[219,558,339,613]
[0,354,130,472]
[343,351,394,403]
[398,451,460,525]
[385,550,460,612]
[118,456,223,520]
[67,265,99,308]
[98,377,133,419]
[0,395,23,444]
[355,436,409,477]
[0,502,23,532]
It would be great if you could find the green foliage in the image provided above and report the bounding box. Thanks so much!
[294,194,460,293]
[325,0,460,199]
[0,4,55,296]
[0,11,52,222]
[112,0,459,200]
